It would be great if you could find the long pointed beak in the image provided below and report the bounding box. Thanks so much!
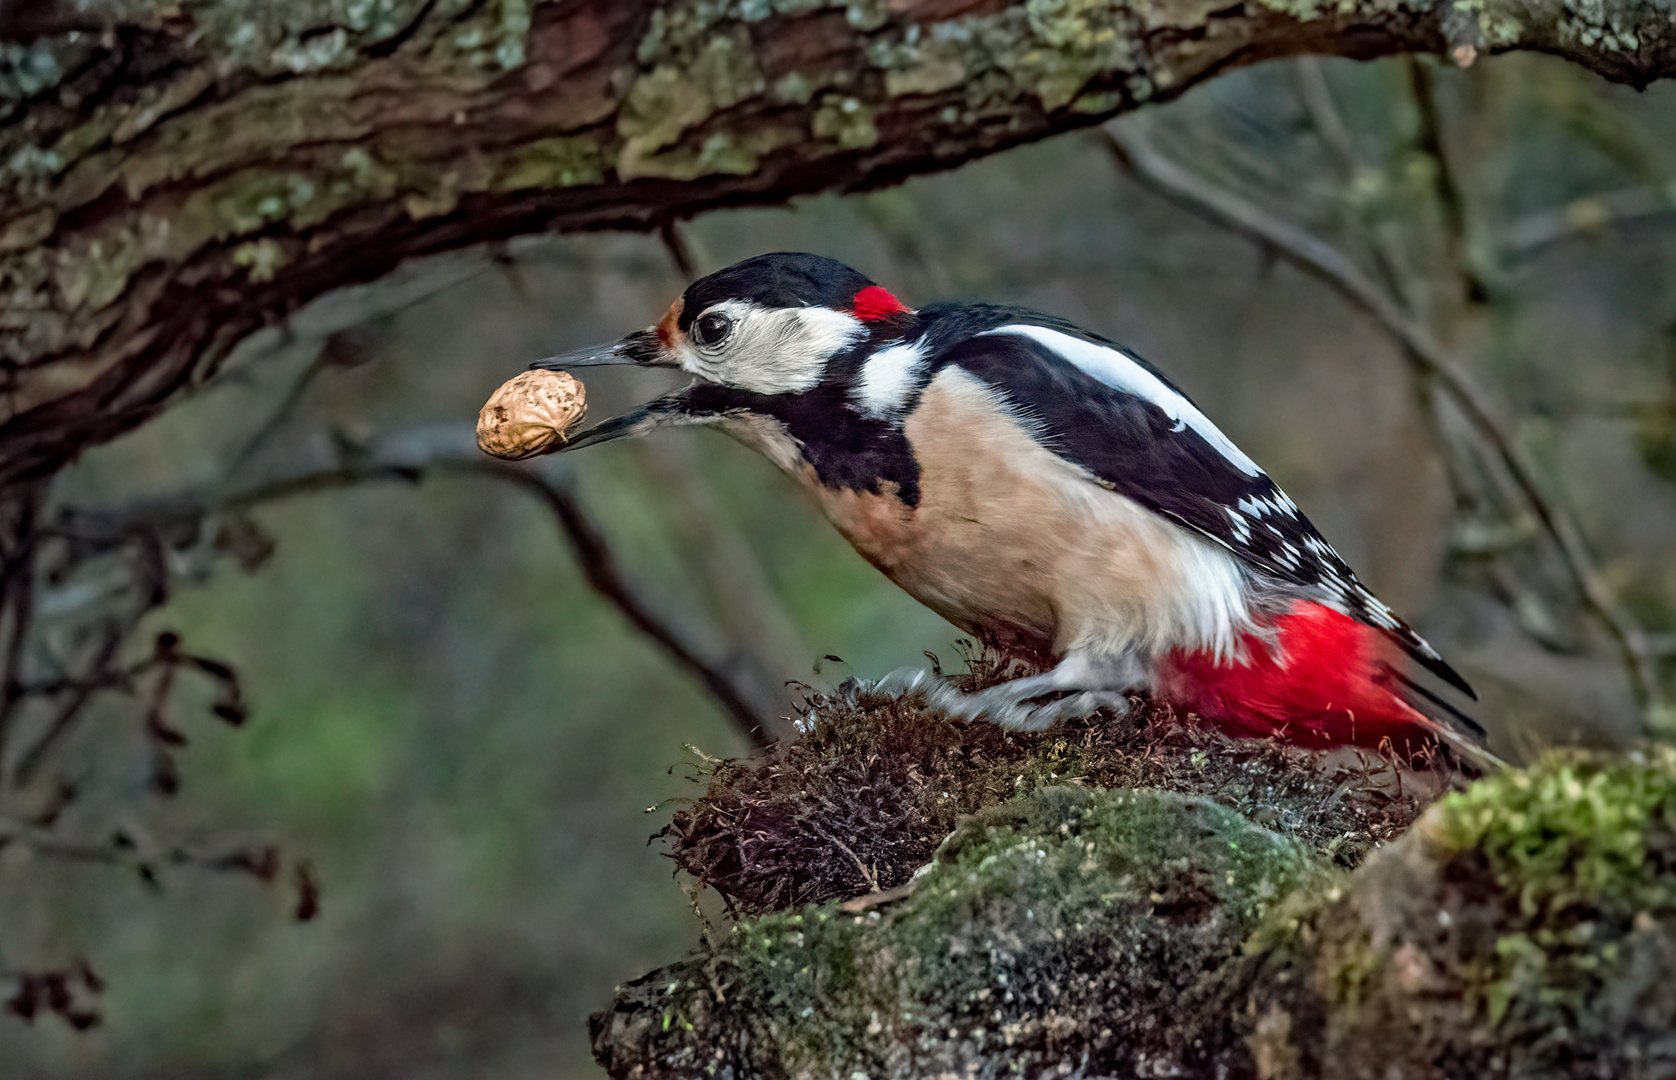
[552,394,695,452]
[530,327,671,371]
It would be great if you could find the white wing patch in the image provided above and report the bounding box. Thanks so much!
[1237,492,1302,520]
[851,338,930,418]
[981,324,1263,477]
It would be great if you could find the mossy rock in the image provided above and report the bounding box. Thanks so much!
[593,784,1339,1079]
[1246,750,1676,1079]
[595,692,1676,1078]
[662,685,1441,916]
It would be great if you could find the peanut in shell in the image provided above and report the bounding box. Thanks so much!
[476,369,587,460]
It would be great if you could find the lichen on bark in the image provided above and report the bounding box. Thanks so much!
[3,0,1676,489]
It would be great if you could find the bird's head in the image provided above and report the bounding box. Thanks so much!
[533,252,912,450]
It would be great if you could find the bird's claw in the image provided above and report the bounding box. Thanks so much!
[988,691,1132,731]
[861,668,1130,731]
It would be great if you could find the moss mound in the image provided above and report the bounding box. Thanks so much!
[597,784,1339,1080]
[1247,749,1676,1079]
[664,684,1447,915]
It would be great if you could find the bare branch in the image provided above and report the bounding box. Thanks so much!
[1501,187,1676,256]
[1404,59,1477,298]
[492,463,790,749]
[8,622,126,788]
[0,483,42,800]
[659,221,699,283]
[0,813,284,884]
[634,434,815,729]
[58,429,793,748]
[6,0,1676,488]
[1102,120,1669,731]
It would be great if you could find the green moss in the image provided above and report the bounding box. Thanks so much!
[231,237,289,282]
[447,0,533,70]
[843,0,890,31]
[1431,748,1676,918]
[1251,0,1315,21]
[634,1,750,66]
[1003,0,1144,112]
[53,230,140,310]
[210,171,321,234]
[811,95,880,150]
[1442,0,1667,50]
[1026,0,1125,49]
[494,135,606,191]
[331,146,400,202]
[177,0,533,75]
[1246,751,1676,1077]
[1455,0,1526,47]
[666,685,1439,917]
[601,786,1336,1077]
[1427,751,1676,1045]
[188,0,414,75]
[881,49,969,97]
[618,28,768,179]
[48,148,411,313]
[0,38,73,102]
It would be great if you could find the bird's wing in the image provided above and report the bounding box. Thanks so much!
[940,321,1474,698]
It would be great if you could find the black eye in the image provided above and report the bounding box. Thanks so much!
[693,312,732,348]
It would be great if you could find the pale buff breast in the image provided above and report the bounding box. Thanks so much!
[804,368,1254,662]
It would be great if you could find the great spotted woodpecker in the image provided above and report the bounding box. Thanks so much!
[535,252,1485,756]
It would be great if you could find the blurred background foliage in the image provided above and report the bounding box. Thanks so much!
[2,49,1675,1079]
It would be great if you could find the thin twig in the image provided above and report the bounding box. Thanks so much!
[222,350,335,478]
[1102,120,1666,728]
[1502,186,1676,256]
[0,814,278,880]
[60,433,786,749]
[486,463,782,749]
[1404,57,1485,304]
[659,219,698,281]
[824,830,880,893]
[635,433,815,701]
[0,482,42,802]
[10,624,130,788]
[1290,59,1420,308]
[1290,60,1359,184]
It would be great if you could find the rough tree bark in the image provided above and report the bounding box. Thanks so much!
[1,0,1675,489]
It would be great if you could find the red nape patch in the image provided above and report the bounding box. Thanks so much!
[851,285,910,321]
[1155,601,1434,750]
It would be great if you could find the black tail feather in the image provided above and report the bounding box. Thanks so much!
[1375,662,1502,773]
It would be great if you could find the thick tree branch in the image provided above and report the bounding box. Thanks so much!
[3,0,1676,488]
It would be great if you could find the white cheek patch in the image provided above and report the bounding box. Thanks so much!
[981,324,1262,477]
[681,302,865,396]
[851,339,930,418]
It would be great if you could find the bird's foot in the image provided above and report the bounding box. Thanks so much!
[985,690,1133,731]
[861,667,1131,731]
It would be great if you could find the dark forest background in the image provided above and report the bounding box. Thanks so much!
[3,43,1675,1079]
